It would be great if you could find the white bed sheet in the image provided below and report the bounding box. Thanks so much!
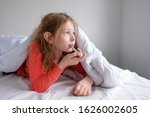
[0,66,150,100]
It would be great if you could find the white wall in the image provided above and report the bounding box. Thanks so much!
[120,0,150,79]
[0,0,121,66]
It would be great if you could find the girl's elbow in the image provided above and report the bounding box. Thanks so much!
[30,84,48,93]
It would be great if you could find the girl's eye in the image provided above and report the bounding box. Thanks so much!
[66,31,70,34]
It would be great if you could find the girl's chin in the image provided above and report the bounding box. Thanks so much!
[63,49,73,54]
[66,48,73,53]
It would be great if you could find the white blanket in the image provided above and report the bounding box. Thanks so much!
[0,30,150,100]
[0,67,150,100]
[0,28,120,87]
[0,35,31,72]
[77,27,120,87]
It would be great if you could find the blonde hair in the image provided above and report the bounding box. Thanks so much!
[31,12,78,71]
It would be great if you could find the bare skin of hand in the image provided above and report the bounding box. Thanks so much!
[58,48,86,70]
[73,76,94,96]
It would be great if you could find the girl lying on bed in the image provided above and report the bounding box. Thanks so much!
[17,13,94,96]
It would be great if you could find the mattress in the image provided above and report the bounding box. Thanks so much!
[0,66,150,100]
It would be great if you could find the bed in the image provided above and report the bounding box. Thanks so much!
[0,34,150,100]
[0,64,150,100]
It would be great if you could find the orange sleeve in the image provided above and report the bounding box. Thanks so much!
[27,48,63,93]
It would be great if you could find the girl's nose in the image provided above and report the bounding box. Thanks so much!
[71,34,75,41]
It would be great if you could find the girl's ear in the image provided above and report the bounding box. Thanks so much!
[43,32,54,44]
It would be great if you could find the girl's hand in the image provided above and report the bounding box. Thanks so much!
[73,76,93,96]
[58,48,86,70]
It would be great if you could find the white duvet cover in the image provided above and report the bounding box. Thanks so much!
[0,28,121,88]
[0,66,150,100]
[0,30,150,100]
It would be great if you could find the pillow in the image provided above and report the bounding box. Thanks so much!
[0,35,32,73]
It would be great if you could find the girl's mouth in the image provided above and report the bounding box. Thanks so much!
[69,45,77,52]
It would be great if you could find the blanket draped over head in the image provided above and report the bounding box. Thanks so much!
[0,27,120,87]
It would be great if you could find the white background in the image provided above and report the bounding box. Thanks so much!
[1,100,150,117]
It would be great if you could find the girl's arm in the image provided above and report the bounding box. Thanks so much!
[28,48,84,93]
[27,51,63,93]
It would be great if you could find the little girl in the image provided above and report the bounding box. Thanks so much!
[17,13,93,96]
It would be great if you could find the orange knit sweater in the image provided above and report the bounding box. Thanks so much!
[17,41,87,93]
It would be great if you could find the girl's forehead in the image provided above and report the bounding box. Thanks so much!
[60,21,75,30]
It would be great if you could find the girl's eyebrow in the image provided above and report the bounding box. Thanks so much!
[65,29,75,32]
[62,28,70,32]
[64,28,72,31]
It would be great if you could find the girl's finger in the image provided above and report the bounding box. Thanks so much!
[87,88,91,95]
[77,85,85,96]
[76,48,83,57]
[66,52,78,58]
[83,88,88,96]
[79,53,86,62]
[74,83,81,95]
[77,48,82,53]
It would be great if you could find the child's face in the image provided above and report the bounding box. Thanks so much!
[52,20,76,53]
